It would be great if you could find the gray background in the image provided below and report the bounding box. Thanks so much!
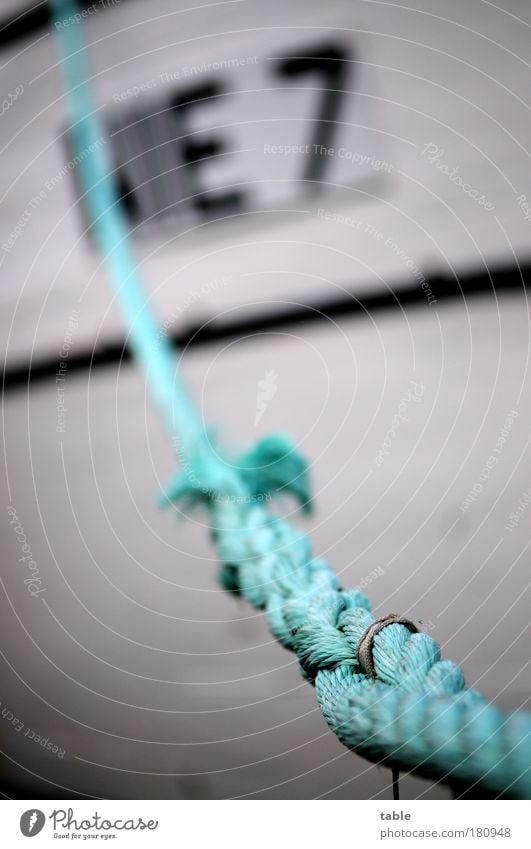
[1,0,530,799]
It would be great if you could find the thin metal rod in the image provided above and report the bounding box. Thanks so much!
[392,767,400,801]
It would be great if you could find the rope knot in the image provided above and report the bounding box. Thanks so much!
[235,433,312,511]
[158,433,311,512]
[158,454,242,510]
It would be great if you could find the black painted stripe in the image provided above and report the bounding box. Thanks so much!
[3,261,529,391]
[0,0,133,49]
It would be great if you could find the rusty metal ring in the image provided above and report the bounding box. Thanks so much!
[357,614,419,678]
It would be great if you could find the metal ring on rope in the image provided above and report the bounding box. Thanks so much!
[357,614,419,678]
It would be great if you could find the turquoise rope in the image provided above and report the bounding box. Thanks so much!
[51,0,531,798]
[50,0,234,472]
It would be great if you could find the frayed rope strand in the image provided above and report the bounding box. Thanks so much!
[52,0,531,799]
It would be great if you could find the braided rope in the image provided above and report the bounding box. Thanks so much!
[52,0,531,798]
[204,481,530,798]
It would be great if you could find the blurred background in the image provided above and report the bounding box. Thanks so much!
[1,0,530,799]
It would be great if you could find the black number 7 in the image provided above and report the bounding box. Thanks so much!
[275,43,349,186]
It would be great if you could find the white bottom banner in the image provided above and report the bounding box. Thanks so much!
[0,800,529,848]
